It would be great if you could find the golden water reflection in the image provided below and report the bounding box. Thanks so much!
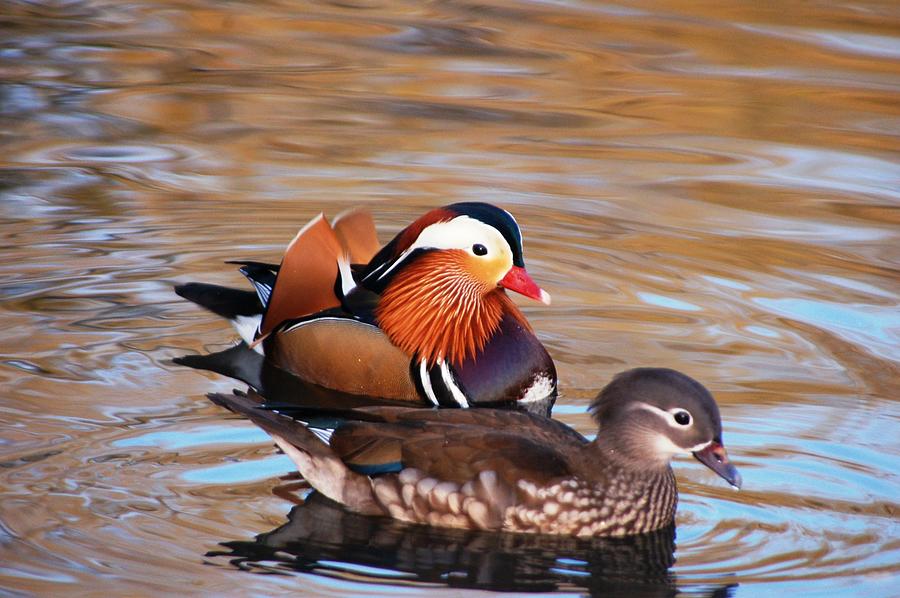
[1,0,898,595]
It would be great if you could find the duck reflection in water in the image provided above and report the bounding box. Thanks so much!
[210,492,735,597]
[210,490,681,594]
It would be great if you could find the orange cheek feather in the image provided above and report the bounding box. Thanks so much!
[464,252,509,290]
[376,251,521,367]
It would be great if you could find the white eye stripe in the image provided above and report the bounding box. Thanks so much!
[628,402,694,428]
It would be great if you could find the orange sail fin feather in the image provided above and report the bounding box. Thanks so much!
[259,214,344,338]
[333,209,380,264]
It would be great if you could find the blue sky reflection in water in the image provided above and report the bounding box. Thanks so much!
[0,0,898,596]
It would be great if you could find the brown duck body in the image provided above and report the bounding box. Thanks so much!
[208,368,741,538]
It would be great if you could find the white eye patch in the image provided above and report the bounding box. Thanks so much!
[376,215,512,280]
[412,216,510,257]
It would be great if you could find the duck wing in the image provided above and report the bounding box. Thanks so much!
[265,316,419,402]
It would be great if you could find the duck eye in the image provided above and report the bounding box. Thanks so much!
[674,411,691,426]
[472,243,488,256]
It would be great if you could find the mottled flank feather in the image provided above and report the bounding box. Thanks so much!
[504,472,677,536]
[371,469,517,530]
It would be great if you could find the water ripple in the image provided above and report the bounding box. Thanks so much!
[0,0,897,595]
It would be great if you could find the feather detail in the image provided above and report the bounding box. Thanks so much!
[260,214,343,337]
[333,209,380,264]
[393,208,456,257]
[376,251,528,367]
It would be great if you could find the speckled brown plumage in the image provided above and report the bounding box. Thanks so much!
[368,466,677,537]
[208,367,741,538]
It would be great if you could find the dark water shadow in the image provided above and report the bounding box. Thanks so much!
[209,493,736,596]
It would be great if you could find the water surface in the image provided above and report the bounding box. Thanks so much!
[1,0,898,596]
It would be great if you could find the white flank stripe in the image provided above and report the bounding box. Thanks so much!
[373,247,413,282]
[420,359,439,406]
[282,316,383,336]
[439,359,469,408]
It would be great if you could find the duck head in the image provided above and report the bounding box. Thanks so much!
[590,368,742,489]
[362,203,550,367]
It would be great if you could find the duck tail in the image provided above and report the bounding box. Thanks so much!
[174,282,263,345]
[172,342,264,390]
[207,390,384,516]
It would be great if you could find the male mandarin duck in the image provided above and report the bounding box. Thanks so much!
[175,202,557,415]
[208,368,742,537]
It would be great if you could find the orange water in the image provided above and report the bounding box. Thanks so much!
[1,0,898,595]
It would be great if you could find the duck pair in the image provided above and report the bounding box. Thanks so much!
[177,202,741,538]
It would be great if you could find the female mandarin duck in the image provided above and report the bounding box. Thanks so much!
[208,368,741,537]
[175,202,557,415]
